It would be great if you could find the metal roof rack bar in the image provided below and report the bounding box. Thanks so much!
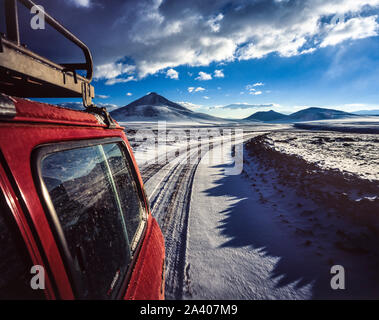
[0,0,95,106]
[5,0,20,45]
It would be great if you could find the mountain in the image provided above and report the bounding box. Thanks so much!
[353,110,379,116]
[286,107,355,122]
[110,92,227,123]
[244,110,288,122]
[245,107,357,123]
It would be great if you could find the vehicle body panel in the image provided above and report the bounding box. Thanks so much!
[0,96,165,299]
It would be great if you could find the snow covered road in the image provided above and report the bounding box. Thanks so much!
[139,130,259,299]
[183,143,313,299]
[132,126,379,300]
[138,130,311,300]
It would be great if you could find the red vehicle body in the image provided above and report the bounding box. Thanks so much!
[0,95,165,299]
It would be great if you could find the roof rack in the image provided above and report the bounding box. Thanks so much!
[0,0,95,106]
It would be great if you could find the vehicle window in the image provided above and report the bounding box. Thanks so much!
[0,189,45,300]
[102,143,145,250]
[40,142,145,299]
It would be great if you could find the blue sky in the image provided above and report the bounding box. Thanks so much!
[18,0,379,119]
[90,36,379,118]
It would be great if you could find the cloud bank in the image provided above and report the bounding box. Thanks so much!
[34,0,379,83]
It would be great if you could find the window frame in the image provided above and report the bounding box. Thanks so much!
[0,184,46,300]
[32,137,148,299]
[0,150,57,299]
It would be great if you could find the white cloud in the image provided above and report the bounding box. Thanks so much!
[105,76,136,86]
[344,103,366,108]
[246,83,264,95]
[68,0,91,7]
[59,0,379,78]
[237,34,308,60]
[207,13,224,32]
[188,86,206,93]
[195,71,212,80]
[95,62,135,80]
[300,47,316,55]
[342,103,379,112]
[221,103,277,110]
[96,94,109,99]
[95,61,136,85]
[203,96,210,99]
[126,92,133,96]
[166,68,179,79]
[214,69,224,78]
[320,16,379,47]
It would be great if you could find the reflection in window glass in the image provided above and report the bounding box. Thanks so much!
[102,144,144,249]
[41,142,144,299]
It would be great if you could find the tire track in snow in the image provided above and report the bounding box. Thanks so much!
[141,133,258,299]
[145,143,206,299]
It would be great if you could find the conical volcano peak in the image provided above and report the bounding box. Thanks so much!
[125,92,188,111]
[144,92,168,105]
[110,92,226,123]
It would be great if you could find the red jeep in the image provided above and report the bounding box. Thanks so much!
[0,0,165,300]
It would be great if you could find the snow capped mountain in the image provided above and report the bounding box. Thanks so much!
[110,92,227,123]
[245,107,357,123]
[353,110,379,116]
[245,110,288,122]
[56,97,359,124]
[287,107,356,122]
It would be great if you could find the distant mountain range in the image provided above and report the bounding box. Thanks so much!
[110,92,227,123]
[110,93,364,123]
[245,107,358,122]
[245,110,288,122]
[352,110,379,116]
[57,93,374,123]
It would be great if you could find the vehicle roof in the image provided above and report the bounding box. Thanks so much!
[0,94,122,129]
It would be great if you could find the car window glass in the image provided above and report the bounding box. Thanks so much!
[102,143,144,250]
[41,142,145,299]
